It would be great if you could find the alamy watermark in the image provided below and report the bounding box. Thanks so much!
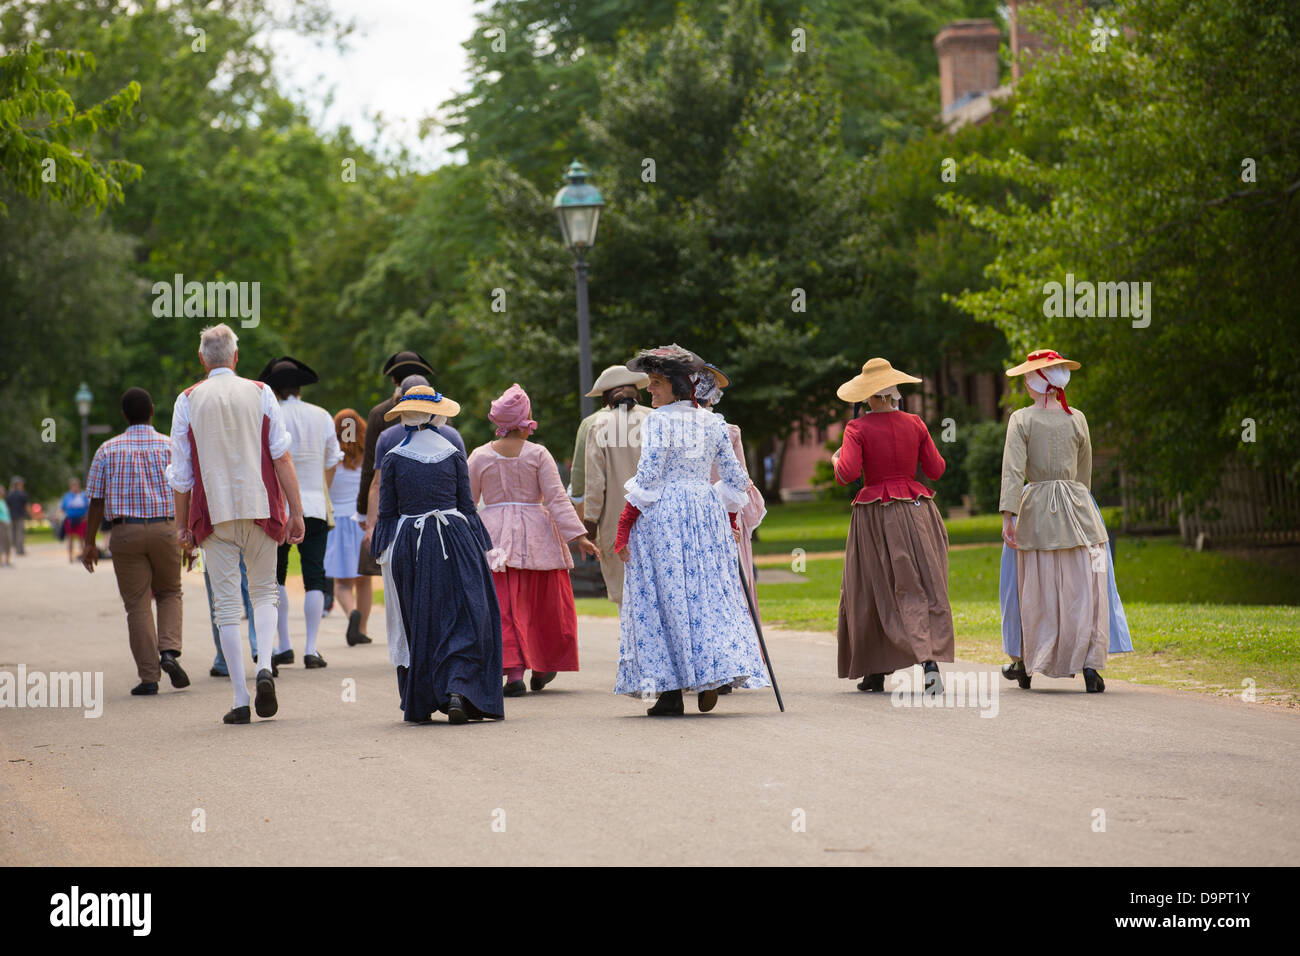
[1,666,103,718]
[890,666,999,718]
[151,273,260,328]
[1042,273,1151,328]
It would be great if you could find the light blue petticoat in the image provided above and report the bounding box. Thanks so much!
[1000,495,1133,657]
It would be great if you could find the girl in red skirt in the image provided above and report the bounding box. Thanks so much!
[468,384,599,696]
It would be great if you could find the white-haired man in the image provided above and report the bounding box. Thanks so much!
[166,324,306,724]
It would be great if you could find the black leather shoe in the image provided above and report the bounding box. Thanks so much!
[209,667,227,678]
[504,680,527,697]
[646,689,684,716]
[254,669,278,718]
[447,694,469,725]
[1083,668,1106,693]
[130,681,158,696]
[160,651,190,688]
[697,689,719,713]
[1002,660,1032,689]
[529,671,557,691]
[857,674,885,692]
[346,610,363,646]
[272,649,294,666]
[354,633,373,644]
[223,705,251,724]
[303,653,327,669]
[923,661,944,697]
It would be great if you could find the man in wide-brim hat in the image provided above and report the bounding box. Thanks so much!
[578,364,652,607]
[355,350,438,578]
[259,355,342,671]
[997,349,1130,694]
[831,357,955,696]
[568,364,651,512]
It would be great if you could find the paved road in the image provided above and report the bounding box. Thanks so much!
[2,541,1297,865]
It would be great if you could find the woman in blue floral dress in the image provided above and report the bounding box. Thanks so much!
[612,345,770,716]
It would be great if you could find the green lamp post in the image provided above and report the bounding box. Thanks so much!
[553,159,605,419]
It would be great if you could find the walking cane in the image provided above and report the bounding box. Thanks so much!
[738,555,784,712]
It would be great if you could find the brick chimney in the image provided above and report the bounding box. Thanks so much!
[933,19,1002,113]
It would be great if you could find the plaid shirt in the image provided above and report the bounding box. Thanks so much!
[86,424,174,520]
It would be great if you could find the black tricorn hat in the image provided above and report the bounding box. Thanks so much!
[382,350,435,380]
[258,356,319,390]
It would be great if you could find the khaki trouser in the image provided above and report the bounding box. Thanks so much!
[202,519,279,626]
[109,520,183,681]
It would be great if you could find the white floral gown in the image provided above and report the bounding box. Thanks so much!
[615,401,771,697]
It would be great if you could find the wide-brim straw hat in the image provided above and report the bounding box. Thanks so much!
[384,384,460,420]
[1005,349,1081,377]
[699,362,730,389]
[836,358,921,403]
[586,364,651,397]
[258,356,319,390]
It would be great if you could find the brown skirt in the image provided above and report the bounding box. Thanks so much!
[837,497,955,678]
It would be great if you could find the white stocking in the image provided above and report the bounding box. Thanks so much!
[219,624,250,708]
[304,590,324,656]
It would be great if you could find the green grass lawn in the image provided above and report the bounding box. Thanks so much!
[752,498,1122,553]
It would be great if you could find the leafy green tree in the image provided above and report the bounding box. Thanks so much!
[941,0,1300,501]
[0,41,140,213]
[0,192,143,496]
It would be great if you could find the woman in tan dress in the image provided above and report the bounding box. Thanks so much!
[999,350,1110,692]
[832,359,955,695]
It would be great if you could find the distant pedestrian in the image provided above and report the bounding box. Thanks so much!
[60,477,89,563]
[6,477,28,555]
[258,357,342,671]
[80,388,188,695]
[324,408,373,646]
[167,324,306,725]
[0,486,12,568]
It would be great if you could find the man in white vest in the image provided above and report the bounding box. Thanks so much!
[167,324,306,725]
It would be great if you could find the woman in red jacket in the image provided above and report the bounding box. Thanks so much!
[832,359,955,696]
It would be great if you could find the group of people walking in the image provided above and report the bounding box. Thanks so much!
[69,320,1128,726]
[831,349,1131,697]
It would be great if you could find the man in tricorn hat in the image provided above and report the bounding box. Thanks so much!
[259,356,342,670]
[354,351,436,579]
[579,365,651,608]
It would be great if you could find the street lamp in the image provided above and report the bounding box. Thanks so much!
[75,382,92,481]
[553,159,605,420]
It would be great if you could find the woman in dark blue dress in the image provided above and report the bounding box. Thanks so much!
[369,386,504,724]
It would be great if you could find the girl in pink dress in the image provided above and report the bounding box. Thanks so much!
[468,385,599,697]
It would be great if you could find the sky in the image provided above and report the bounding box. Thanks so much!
[266,0,483,170]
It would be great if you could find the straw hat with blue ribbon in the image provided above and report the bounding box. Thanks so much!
[384,384,460,420]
